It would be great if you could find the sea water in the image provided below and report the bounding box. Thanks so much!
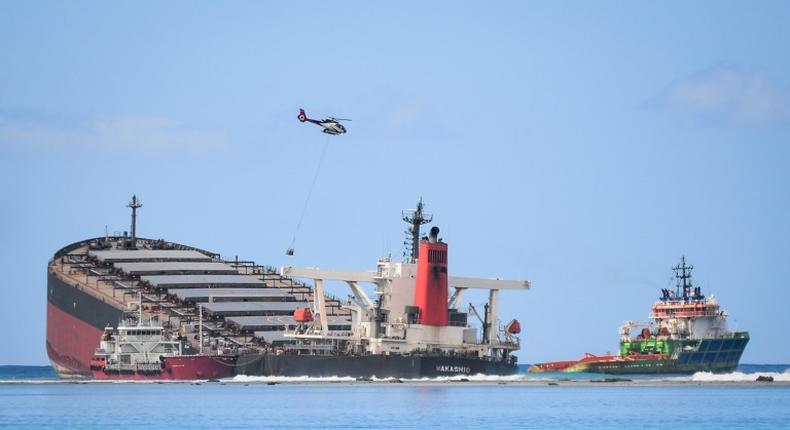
[1,365,789,429]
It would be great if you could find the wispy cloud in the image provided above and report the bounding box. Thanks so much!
[0,109,226,151]
[353,88,450,141]
[646,64,790,127]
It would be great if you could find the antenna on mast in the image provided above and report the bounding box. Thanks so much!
[401,197,433,263]
[673,256,694,301]
[127,195,142,249]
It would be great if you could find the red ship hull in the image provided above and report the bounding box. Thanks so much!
[48,269,238,380]
[528,352,664,373]
[92,355,237,380]
[46,302,107,378]
[47,270,127,378]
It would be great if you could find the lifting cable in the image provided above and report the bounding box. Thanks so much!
[286,136,330,256]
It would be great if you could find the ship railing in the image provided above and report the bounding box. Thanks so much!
[652,302,718,308]
[494,340,520,350]
[413,350,515,364]
[51,236,220,261]
[651,311,720,318]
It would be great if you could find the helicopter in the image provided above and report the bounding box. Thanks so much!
[297,108,350,135]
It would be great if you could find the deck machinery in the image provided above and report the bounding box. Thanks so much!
[269,227,528,365]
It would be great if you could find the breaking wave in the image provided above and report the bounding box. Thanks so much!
[231,375,357,383]
[691,369,790,382]
[230,373,535,383]
[0,379,206,385]
[4,365,789,384]
[408,373,531,382]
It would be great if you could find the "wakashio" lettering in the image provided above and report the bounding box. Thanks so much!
[435,365,471,374]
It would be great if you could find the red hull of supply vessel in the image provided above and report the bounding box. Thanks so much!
[91,355,237,380]
[88,299,239,381]
[529,352,664,373]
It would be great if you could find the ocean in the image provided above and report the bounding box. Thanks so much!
[1,365,789,429]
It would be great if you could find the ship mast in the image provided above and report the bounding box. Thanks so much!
[127,195,142,249]
[673,256,694,301]
[401,197,432,263]
[138,291,143,326]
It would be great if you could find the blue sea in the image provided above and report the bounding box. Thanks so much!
[1,364,789,429]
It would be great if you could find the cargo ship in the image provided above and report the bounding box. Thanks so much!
[47,197,530,379]
[528,257,749,374]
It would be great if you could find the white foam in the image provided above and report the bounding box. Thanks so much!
[1,374,533,385]
[0,379,63,384]
[406,373,530,382]
[231,375,357,383]
[691,369,790,382]
[0,378,224,385]
[229,373,534,383]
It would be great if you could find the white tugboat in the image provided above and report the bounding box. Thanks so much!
[90,299,236,380]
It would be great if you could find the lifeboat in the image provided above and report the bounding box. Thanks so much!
[294,307,314,323]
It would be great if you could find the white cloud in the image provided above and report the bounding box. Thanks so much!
[648,64,790,126]
[0,110,226,151]
[352,88,450,141]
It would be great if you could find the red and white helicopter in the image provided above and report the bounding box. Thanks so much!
[297,108,350,135]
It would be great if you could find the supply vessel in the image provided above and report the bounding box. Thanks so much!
[47,197,530,379]
[89,296,236,380]
[528,257,749,374]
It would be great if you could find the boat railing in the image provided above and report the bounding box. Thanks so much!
[651,310,720,318]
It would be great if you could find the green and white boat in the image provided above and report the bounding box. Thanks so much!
[529,257,749,374]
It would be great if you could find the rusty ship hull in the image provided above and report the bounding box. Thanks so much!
[47,265,126,378]
[46,237,239,380]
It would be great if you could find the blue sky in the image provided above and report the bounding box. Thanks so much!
[2,2,790,365]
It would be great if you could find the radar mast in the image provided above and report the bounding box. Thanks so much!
[401,198,432,263]
[127,195,142,249]
[672,256,694,301]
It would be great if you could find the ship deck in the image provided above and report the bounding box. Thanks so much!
[48,236,352,355]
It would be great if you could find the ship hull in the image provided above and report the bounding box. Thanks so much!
[46,272,125,378]
[236,353,518,379]
[92,355,237,380]
[47,237,521,381]
[582,358,737,375]
[529,335,750,375]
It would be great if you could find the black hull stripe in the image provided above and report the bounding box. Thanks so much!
[236,353,517,378]
[47,272,125,330]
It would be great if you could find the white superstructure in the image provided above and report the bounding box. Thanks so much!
[280,225,530,361]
